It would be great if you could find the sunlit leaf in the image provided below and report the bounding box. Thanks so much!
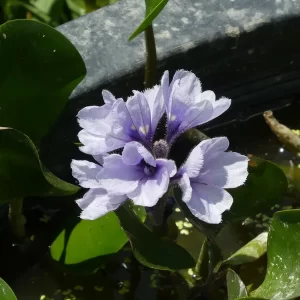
[227,269,248,300]
[0,20,86,142]
[51,204,146,270]
[223,232,268,266]
[0,128,79,202]
[116,203,195,271]
[129,0,168,40]
[236,297,267,300]
[0,278,17,300]
[251,210,300,299]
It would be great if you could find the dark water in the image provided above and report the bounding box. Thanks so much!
[6,99,300,300]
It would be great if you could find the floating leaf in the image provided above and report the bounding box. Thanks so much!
[227,269,248,300]
[251,210,300,299]
[116,203,195,271]
[0,20,86,142]
[0,128,79,202]
[225,156,288,222]
[129,0,168,40]
[51,204,146,270]
[223,232,268,266]
[0,278,17,300]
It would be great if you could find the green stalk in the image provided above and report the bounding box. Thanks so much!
[195,238,208,277]
[148,192,169,237]
[9,198,26,240]
[144,24,157,88]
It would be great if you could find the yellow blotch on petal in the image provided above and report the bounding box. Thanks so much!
[139,125,149,135]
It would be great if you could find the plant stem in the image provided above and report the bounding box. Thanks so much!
[149,192,169,236]
[195,238,208,276]
[144,24,157,88]
[9,198,26,240]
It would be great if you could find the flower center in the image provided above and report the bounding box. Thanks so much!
[143,164,156,176]
[153,139,169,158]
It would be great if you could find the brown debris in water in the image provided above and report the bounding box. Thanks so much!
[263,110,300,154]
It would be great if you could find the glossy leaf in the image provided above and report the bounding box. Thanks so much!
[129,0,168,40]
[225,156,288,222]
[51,204,146,266]
[223,232,268,266]
[227,269,248,300]
[251,210,300,299]
[0,19,86,142]
[0,278,17,300]
[0,128,79,202]
[116,203,195,271]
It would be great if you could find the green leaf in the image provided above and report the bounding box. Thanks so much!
[227,269,248,300]
[223,232,268,266]
[0,128,79,202]
[225,156,288,222]
[129,0,168,40]
[0,19,86,142]
[251,210,300,299]
[116,203,195,271]
[236,297,268,300]
[51,204,146,267]
[30,0,57,15]
[0,278,17,300]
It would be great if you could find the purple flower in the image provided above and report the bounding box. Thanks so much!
[77,85,164,159]
[161,70,231,143]
[71,157,127,220]
[71,142,176,219]
[72,69,247,223]
[175,137,248,224]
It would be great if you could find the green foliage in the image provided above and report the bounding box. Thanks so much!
[251,210,300,299]
[195,238,209,281]
[51,204,146,267]
[225,156,288,222]
[0,128,79,202]
[223,232,268,266]
[236,297,267,300]
[116,202,195,271]
[129,0,169,40]
[0,20,84,203]
[0,278,17,300]
[227,269,248,300]
[0,0,118,26]
[0,19,86,142]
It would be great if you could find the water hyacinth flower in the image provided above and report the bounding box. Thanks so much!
[72,70,248,224]
[175,137,248,224]
[161,70,231,144]
[77,86,164,159]
[71,141,176,219]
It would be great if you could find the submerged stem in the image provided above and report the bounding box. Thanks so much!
[144,24,157,88]
[9,198,26,239]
